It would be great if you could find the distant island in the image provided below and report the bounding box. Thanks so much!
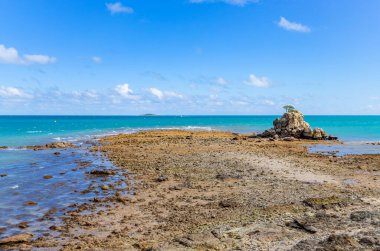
[140,114,158,116]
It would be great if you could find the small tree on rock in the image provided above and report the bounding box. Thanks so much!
[283,105,296,113]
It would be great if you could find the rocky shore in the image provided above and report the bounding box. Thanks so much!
[1,130,380,250]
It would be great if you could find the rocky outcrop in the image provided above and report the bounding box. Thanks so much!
[258,111,336,140]
[25,142,76,150]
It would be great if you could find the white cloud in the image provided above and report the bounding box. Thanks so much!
[149,88,164,99]
[189,0,257,6]
[24,54,56,64]
[263,99,275,106]
[0,44,56,65]
[0,86,33,99]
[106,2,134,14]
[278,17,311,32]
[92,56,102,64]
[148,88,183,100]
[215,77,227,85]
[231,100,249,106]
[115,83,133,96]
[85,90,98,98]
[165,91,184,99]
[114,83,140,100]
[72,90,98,99]
[245,74,270,88]
[0,45,21,64]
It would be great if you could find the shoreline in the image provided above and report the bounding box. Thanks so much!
[1,130,380,250]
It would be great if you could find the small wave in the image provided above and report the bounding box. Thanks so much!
[182,126,213,131]
[11,185,19,189]
[3,147,27,151]
[26,131,43,134]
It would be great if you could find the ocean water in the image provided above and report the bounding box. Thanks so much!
[1,115,380,147]
[1,115,380,238]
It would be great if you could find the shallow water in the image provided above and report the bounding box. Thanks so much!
[0,143,128,238]
[308,142,380,156]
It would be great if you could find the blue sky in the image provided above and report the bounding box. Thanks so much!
[0,0,379,115]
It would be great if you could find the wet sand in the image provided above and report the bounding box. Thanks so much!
[2,130,380,250]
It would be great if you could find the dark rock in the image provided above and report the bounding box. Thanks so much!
[283,137,296,142]
[175,237,193,247]
[350,211,376,221]
[0,174,7,178]
[0,233,33,245]
[328,135,338,140]
[286,219,317,234]
[88,170,116,176]
[0,146,7,150]
[18,222,29,229]
[303,196,346,209]
[219,199,239,208]
[54,152,61,156]
[290,239,319,251]
[156,175,169,182]
[26,142,76,150]
[320,234,359,250]
[215,173,241,181]
[247,133,257,138]
[43,175,53,180]
[24,201,37,206]
[49,225,61,231]
[359,237,377,246]
[259,129,276,138]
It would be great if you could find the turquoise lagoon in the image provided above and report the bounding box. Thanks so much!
[1,115,380,147]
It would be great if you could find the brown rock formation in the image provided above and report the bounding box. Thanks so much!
[259,111,336,140]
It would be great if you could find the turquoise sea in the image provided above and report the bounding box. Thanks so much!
[1,115,380,147]
[1,115,380,239]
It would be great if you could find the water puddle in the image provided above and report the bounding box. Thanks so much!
[0,142,129,239]
[308,142,380,156]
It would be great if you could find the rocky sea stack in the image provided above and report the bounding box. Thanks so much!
[258,110,337,140]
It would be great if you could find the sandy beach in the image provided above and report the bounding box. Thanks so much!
[2,129,379,250]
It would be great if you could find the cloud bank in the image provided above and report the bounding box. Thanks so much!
[0,44,56,65]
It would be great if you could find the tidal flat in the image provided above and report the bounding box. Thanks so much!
[1,130,380,250]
